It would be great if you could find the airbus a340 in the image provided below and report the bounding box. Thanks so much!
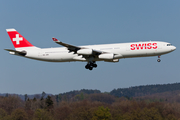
[5,28,176,70]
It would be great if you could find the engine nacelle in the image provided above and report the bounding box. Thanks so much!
[98,53,114,60]
[77,49,93,55]
[104,59,119,63]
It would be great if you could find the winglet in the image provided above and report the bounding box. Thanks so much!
[52,37,59,42]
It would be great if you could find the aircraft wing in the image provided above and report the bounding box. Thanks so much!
[52,37,102,55]
[52,37,81,51]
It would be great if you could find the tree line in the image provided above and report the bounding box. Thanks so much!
[2,83,180,101]
[110,82,180,98]
[0,92,180,120]
[1,83,180,119]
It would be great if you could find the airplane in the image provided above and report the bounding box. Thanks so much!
[5,28,176,70]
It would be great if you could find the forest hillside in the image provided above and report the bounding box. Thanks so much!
[0,83,180,119]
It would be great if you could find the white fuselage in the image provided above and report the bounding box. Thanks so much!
[6,28,176,70]
[15,41,176,62]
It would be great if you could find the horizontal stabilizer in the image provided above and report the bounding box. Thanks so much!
[4,49,26,56]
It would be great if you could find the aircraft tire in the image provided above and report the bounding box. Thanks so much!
[85,64,90,69]
[89,67,93,70]
[157,59,161,62]
[93,64,97,68]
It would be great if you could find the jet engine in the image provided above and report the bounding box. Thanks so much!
[77,49,93,55]
[98,53,114,60]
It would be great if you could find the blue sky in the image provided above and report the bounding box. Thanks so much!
[0,1,179,94]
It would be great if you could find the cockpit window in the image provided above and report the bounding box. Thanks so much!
[167,44,172,46]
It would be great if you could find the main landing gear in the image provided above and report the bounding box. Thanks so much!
[157,56,161,62]
[85,62,97,70]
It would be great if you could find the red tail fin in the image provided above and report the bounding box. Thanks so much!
[6,29,34,48]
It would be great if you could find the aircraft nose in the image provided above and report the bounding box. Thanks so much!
[172,46,176,51]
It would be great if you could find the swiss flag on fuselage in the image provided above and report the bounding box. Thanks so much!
[6,29,34,48]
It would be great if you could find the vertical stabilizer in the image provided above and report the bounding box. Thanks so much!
[6,29,34,49]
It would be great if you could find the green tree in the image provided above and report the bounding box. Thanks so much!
[33,97,37,101]
[80,93,84,100]
[0,108,7,119]
[25,98,31,110]
[2,115,12,120]
[70,101,94,120]
[45,96,54,110]
[24,94,28,101]
[92,106,112,120]
[11,108,28,120]
[58,94,62,101]
[55,95,59,104]
[33,109,54,120]
[75,93,85,101]
[122,107,163,120]
[41,91,46,100]
[142,107,163,120]
[5,93,9,97]
[0,95,23,114]
[89,93,115,104]
[54,106,71,120]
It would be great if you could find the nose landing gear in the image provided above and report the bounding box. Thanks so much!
[85,62,97,70]
[157,56,161,62]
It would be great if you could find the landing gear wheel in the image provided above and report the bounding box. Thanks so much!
[157,59,161,62]
[85,64,90,69]
[85,61,97,70]
[89,66,93,70]
[92,64,97,68]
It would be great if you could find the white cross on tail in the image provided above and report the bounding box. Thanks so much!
[13,34,23,45]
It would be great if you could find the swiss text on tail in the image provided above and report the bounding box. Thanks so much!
[6,29,34,49]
